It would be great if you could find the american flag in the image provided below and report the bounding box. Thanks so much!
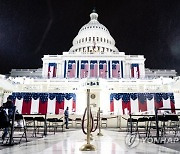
[48,93,56,114]
[67,61,76,78]
[112,61,120,78]
[90,61,97,78]
[110,94,114,112]
[138,93,147,112]
[169,93,175,113]
[64,93,76,113]
[154,93,163,109]
[146,93,154,112]
[122,93,131,114]
[99,61,107,78]
[130,93,139,114]
[80,61,88,78]
[55,93,65,114]
[22,93,32,114]
[48,63,57,78]
[39,93,48,114]
[113,93,123,115]
[131,64,139,78]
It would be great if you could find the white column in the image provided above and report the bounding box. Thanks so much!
[45,63,49,78]
[66,60,69,78]
[139,63,145,78]
[122,61,125,79]
[42,61,45,78]
[56,62,60,78]
[62,60,65,78]
[79,60,81,79]
[125,62,129,79]
[119,60,121,78]
[107,60,110,79]
[106,60,108,79]
[129,63,132,78]
[42,62,46,78]
[75,60,77,78]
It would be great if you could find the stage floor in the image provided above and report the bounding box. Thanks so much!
[0,128,179,154]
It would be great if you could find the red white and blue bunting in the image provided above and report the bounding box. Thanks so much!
[110,93,175,115]
[11,93,76,114]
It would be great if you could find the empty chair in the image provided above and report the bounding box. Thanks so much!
[47,118,58,134]
[34,117,46,137]
[75,118,82,128]
[165,115,179,136]
[137,117,149,137]
[13,114,27,143]
[56,118,64,132]
[127,118,138,133]
[4,114,27,144]
[147,115,168,138]
[24,117,35,136]
[101,118,107,128]
[68,118,73,127]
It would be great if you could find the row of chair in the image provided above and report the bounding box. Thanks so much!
[127,114,179,138]
[1,115,109,145]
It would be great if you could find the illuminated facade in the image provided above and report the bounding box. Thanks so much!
[42,11,145,79]
[0,10,179,118]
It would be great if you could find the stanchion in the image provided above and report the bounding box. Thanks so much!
[97,107,103,136]
[80,89,96,151]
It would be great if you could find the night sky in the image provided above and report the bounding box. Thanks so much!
[0,0,180,75]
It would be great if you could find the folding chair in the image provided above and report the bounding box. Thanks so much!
[12,114,27,143]
[34,117,46,137]
[75,118,82,128]
[47,118,58,134]
[24,117,36,137]
[101,118,108,128]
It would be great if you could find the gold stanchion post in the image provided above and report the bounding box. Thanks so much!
[97,107,103,136]
[80,89,96,151]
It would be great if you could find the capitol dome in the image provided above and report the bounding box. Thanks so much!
[69,10,119,54]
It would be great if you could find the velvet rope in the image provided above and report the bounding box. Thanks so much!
[82,108,87,134]
[92,111,99,132]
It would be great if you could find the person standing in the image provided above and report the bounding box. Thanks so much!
[1,95,15,140]
[64,107,69,129]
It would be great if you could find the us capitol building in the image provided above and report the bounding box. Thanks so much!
[0,10,179,118]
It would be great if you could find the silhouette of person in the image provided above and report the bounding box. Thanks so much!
[64,107,69,129]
